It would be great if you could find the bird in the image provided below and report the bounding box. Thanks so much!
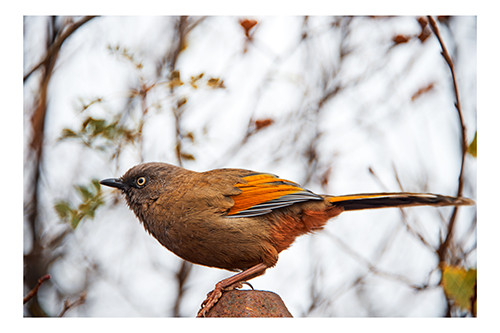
[100,162,474,317]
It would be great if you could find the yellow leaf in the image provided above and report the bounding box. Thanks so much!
[467,131,477,157]
[442,265,477,312]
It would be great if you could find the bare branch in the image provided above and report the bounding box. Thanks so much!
[427,16,469,263]
[172,261,193,317]
[24,16,96,82]
[369,166,435,252]
[24,16,96,318]
[24,274,51,304]
[58,292,87,317]
[324,231,427,290]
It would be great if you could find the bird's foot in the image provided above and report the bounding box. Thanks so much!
[196,281,244,317]
[196,263,268,317]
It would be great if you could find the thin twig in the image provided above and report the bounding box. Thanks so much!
[172,261,193,317]
[368,166,435,252]
[58,292,87,317]
[324,231,427,290]
[24,16,96,82]
[167,16,194,316]
[167,16,188,74]
[23,274,51,304]
[427,16,468,263]
[428,15,470,318]
[24,18,97,317]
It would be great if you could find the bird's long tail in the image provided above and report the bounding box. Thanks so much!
[326,192,474,211]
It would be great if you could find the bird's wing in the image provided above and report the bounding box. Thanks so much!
[225,173,323,218]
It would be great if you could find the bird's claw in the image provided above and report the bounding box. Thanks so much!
[196,281,246,317]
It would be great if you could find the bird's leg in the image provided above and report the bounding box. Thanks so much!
[196,262,268,317]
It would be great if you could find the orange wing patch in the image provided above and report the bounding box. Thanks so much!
[226,173,323,218]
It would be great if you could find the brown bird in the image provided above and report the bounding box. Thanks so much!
[100,162,474,317]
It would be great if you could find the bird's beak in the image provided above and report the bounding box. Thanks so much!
[100,178,127,190]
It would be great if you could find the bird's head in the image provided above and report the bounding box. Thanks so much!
[100,162,183,213]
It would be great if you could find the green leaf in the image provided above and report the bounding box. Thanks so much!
[91,179,102,191]
[59,115,137,152]
[442,265,477,312]
[467,131,477,157]
[76,185,93,201]
[82,116,93,129]
[54,179,105,229]
[54,201,72,219]
[60,128,78,139]
[70,212,81,229]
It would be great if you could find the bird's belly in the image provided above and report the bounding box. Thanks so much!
[156,217,276,271]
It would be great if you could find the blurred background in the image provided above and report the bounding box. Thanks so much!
[23,16,476,317]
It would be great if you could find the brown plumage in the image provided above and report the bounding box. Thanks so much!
[100,162,474,316]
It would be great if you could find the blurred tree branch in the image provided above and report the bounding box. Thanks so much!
[427,16,468,259]
[23,16,96,82]
[427,15,474,317]
[167,16,196,317]
[23,274,51,304]
[23,16,96,317]
[58,292,87,317]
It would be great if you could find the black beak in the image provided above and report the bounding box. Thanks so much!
[100,178,127,190]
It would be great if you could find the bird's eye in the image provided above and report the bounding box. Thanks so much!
[136,177,147,186]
